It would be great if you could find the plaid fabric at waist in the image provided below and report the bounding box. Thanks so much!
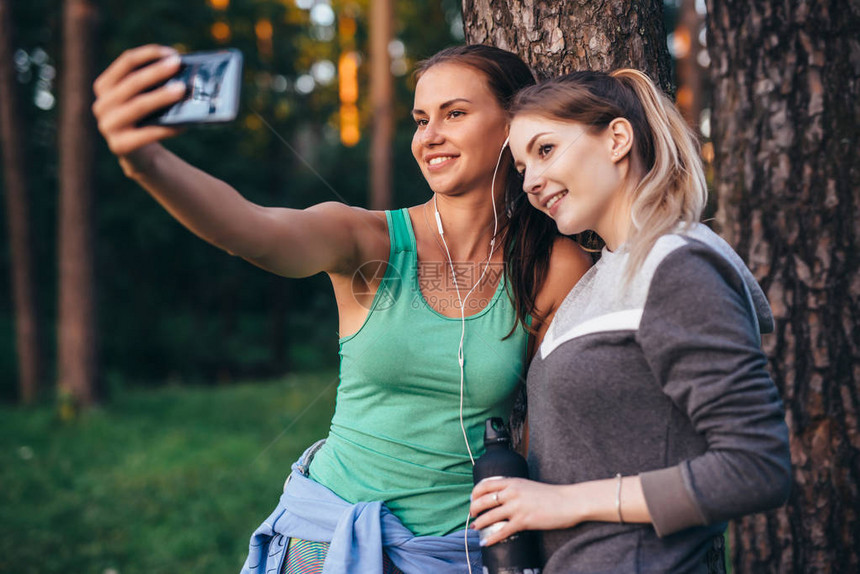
[282,538,404,574]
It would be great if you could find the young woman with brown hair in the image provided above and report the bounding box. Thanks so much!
[92,44,590,573]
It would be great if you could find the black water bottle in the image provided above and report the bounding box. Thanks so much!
[473,417,541,574]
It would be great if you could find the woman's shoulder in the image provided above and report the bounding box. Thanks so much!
[530,237,594,343]
[550,236,593,275]
[304,202,390,274]
[306,201,388,226]
[542,237,593,300]
[642,232,750,307]
[644,230,773,336]
[645,225,755,292]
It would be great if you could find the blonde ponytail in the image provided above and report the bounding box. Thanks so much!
[610,69,707,280]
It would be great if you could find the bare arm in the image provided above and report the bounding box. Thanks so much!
[470,475,651,546]
[118,145,368,277]
[93,45,379,279]
[528,236,593,356]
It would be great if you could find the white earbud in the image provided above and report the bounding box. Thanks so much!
[433,136,508,466]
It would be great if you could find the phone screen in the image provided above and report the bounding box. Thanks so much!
[142,49,243,126]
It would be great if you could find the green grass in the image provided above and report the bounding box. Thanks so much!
[0,372,339,574]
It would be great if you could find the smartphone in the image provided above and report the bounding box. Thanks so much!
[141,49,243,126]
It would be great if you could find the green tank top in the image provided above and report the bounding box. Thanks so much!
[307,208,528,536]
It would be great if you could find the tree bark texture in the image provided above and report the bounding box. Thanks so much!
[462,0,673,93]
[58,0,99,407]
[0,0,43,403]
[707,1,860,572]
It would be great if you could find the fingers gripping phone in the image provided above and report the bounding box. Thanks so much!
[142,49,243,126]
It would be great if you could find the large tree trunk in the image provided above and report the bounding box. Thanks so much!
[57,0,99,408]
[460,0,673,454]
[0,0,43,404]
[462,0,673,91]
[707,1,859,572]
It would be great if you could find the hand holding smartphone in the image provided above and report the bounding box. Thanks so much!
[140,49,243,126]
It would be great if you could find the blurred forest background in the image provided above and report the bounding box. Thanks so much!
[0,0,706,401]
[0,0,479,399]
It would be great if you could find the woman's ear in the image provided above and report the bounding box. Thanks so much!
[608,118,634,162]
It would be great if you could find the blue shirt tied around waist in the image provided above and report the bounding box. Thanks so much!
[240,441,483,574]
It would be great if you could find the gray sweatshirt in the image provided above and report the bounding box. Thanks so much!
[527,225,791,574]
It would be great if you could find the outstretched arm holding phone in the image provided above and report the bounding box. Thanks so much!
[92,44,387,284]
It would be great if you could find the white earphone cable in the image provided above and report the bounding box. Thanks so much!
[434,137,509,574]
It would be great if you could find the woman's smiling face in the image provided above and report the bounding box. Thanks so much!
[411,63,510,197]
[509,113,627,240]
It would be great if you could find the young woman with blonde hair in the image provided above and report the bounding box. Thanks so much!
[470,69,791,573]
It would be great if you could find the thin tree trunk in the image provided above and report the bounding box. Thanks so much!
[674,0,705,131]
[0,0,43,404]
[57,0,99,408]
[707,1,860,572]
[462,0,673,92]
[369,0,393,210]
